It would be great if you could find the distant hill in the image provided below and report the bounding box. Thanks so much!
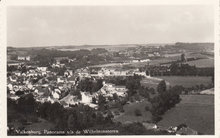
[174,42,214,50]
[8,42,214,50]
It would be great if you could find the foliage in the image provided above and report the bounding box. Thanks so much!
[134,109,142,116]
[157,80,166,94]
[150,84,182,122]
[77,78,103,93]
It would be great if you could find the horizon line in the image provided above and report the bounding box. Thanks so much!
[7,41,214,48]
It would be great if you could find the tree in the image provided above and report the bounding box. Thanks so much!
[145,106,150,111]
[126,75,142,97]
[113,93,119,101]
[181,53,186,62]
[98,95,106,110]
[134,109,142,116]
[157,80,166,94]
[17,93,36,114]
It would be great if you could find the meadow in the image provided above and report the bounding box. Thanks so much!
[157,76,212,88]
[113,99,152,123]
[158,95,214,134]
[186,58,214,68]
[141,77,163,89]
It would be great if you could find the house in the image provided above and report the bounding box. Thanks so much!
[64,70,73,77]
[39,71,46,76]
[134,71,146,76]
[27,84,33,89]
[17,56,30,61]
[14,70,21,76]
[37,67,47,72]
[132,59,139,63]
[25,56,31,61]
[142,122,157,130]
[81,92,93,104]
[57,77,65,83]
[100,82,128,98]
[17,56,26,60]
[52,91,60,99]
[78,71,90,78]
[54,88,61,94]
[67,76,77,84]
[47,96,55,103]
[140,59,150,62]
[10,95,20,100]
[60,94,79,105]
[7,83,13,91]
[34,86,50,96]
[114,85,127,97]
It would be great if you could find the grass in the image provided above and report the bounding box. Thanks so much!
[157,76,212,88]
[158,95,214,135]
[113,99,152,123]
[186,58,214,68]
[141,77,163,89]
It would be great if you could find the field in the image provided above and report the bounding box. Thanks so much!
[113,99,152,123]
[186,58,214,68]
[157,76,212,88]
[149,57,178,66]
[158,95,214,134]
[141,77,164,89]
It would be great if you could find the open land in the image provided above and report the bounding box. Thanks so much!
[157,76,212,88]
[113,99,152,123]
[158,95,214,134]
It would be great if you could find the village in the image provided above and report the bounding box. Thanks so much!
[7,54,151,110]
[7,43,214,135]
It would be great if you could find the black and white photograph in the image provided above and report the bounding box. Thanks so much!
[1,0,218,137]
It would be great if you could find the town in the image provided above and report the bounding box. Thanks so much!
[7,42,214,135]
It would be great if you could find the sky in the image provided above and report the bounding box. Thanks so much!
[7,5,214,47]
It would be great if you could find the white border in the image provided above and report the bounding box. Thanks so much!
[0,0,219,138]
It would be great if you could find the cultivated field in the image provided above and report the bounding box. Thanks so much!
[158,95,214,134]
[157,76,212,88]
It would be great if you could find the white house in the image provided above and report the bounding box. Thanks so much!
[57,77,65,83]
[140,59,150,62]
[37,67,47,72]
[14,71,21,76]
[26,56,31,61]
[134,71,146,76]
[81,92,93,104]
[17,56,26,60]
[100,82,128,98]
[52,91,60,99]
[7,84,13,91]
[17,56,30,61]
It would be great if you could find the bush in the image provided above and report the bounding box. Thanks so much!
[114,110,120,116]
[119,107,125,113]
[145,106,150,111]
[134,109,142,116]
[152,114,162,123]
